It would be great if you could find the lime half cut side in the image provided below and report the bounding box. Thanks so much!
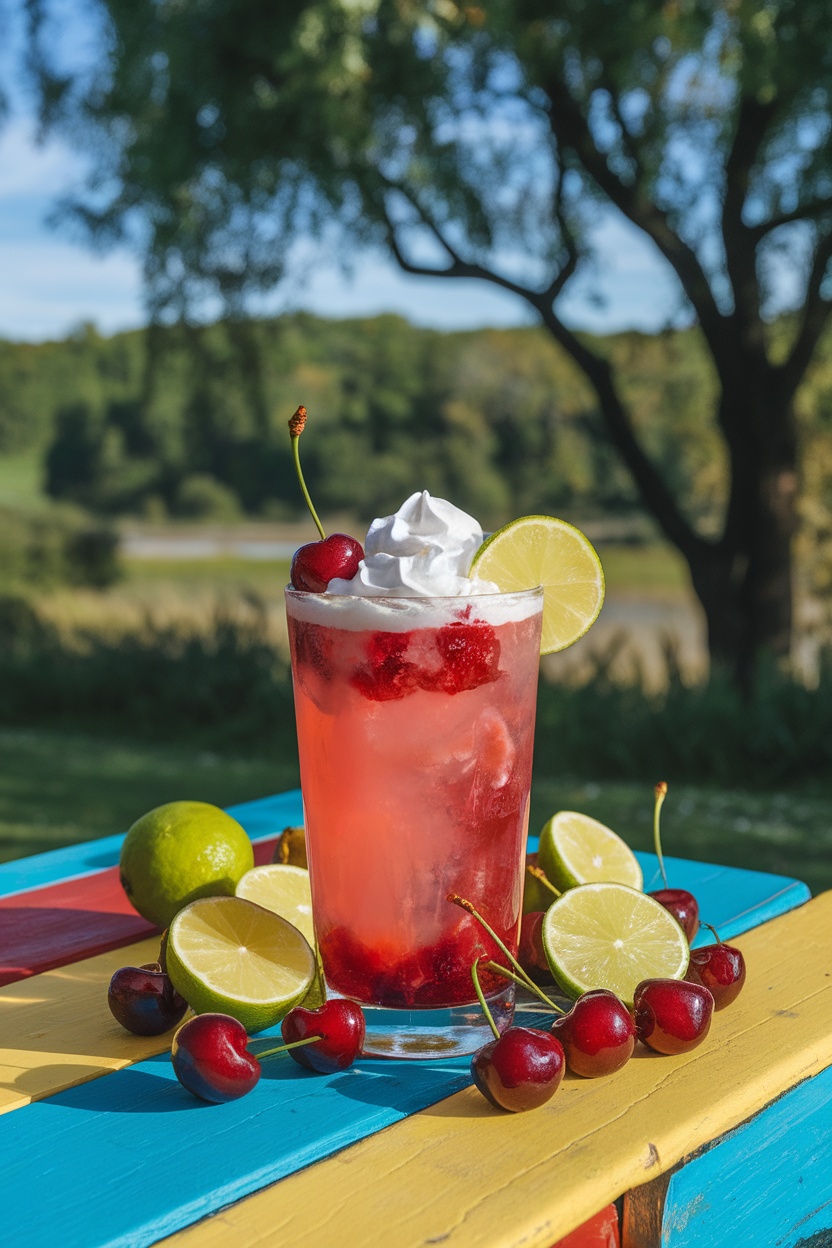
[541,882,689,1007]
[235,864,315,946]
[166,895,316,1033]
[539,810,643,892]
[470,515,604,654]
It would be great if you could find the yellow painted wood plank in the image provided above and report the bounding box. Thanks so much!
[164,891,832,1248]
[0,935,164,1114]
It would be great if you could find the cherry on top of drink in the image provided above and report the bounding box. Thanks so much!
[288,406,364,590]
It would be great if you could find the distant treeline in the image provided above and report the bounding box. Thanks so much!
[0,313,751,529]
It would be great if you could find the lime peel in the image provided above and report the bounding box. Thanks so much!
[470,515,604,655]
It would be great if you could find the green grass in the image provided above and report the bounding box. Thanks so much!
[1,726,829,897]
[0,450,46,507]
[0,727,299,864]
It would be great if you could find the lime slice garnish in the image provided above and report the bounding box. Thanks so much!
[235,864,315,946]
[541,882,689,1006]
[166,895,316,1033]
[539,810,643,892]
[470,515,604,654]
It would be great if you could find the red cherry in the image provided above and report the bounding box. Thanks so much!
[686,941,746,1009]
[649,887,700,943]
[518,911,550,984]
[290,533,363,592]
[108,963,187,1036]
[281,1000,366,1073]
[472,1026,565,1112]
[633,979,714,1055]
[551,989,636,1077]
[171,1013,261,1103]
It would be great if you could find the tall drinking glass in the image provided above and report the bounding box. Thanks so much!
[285,585,543,1058]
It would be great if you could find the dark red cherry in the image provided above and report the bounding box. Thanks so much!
[633,979,713,1055]
[551,989,636,1077]
[471,1026,565,1112]
[518,911,550,984]
[686,941,746,1009]
[290,533,363,592]
[171,1013,261,1103]
[650,887,699,943]
[281,999,366,1073]
[107,962,187,1036]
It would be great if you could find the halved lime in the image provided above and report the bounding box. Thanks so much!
[541,882,689,1006]
[166,895,316,1033]
[539,810,643,892]
[470,515,604,654]
[235,864,315,946]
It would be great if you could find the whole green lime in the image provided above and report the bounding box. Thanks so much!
[119,801,254,929]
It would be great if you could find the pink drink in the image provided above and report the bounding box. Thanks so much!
[286,587,542,1046]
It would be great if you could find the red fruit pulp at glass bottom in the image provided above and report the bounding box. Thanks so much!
[472,1027,565,1112]
[686,942,746,1008]
[633,978,714,1055]
[550,989,636,1077]
[318,924,515,1009]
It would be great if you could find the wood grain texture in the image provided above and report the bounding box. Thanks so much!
[0,935,163,1115]
[659,1062,832,1248]
[0,853,808,1123]
[0,790,303,898]
[159,890,832,1248]
[0,836,280,986]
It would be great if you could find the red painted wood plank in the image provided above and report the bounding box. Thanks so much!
[0,837,279,985]
[551,1204,619,1248]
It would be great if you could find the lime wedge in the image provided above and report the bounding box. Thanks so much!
[539,810,643,891]
[541,882,689,1006]
[470,515,604,654]
[235,864,315,946]
[166,895,316,1032]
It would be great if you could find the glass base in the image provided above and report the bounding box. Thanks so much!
[335,984,515,1060]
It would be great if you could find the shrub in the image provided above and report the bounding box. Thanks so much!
[0,504,120,590]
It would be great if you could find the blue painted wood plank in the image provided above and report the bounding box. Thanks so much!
[0,1045,473,1248]
[663,1062,832,1248]
[0,790,304,899]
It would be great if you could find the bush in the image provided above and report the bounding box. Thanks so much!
[173,474,242,521]
[0,504,120,590]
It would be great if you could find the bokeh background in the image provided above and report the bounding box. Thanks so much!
[1,0,832,889]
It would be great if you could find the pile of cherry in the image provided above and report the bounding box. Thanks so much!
[106,879,745,1110]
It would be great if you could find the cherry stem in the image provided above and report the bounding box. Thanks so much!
[653,780,669,890]
[484,960,565,1014]
[471,959,501,1041]
[526,863,561,897]
[288,405,326,541]
[254,1034,323,1061]
[447,892,539,998]
[701,921,723,946]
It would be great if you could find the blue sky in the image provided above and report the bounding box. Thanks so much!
[0,3,683,343]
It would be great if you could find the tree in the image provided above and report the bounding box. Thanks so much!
[27,0,832,685]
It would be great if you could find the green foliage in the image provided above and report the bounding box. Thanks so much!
[0,504,120,590]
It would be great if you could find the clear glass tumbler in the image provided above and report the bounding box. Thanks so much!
[285,585,543,1058]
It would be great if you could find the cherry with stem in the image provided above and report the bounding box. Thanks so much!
[648,781,699,943]
[685,921,746,1009]
[447,892,562,1012]
[288,406,363,591]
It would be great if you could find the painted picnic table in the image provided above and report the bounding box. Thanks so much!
[2,788,831,1248]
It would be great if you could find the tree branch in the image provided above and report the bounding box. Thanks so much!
[721,96,778,326]
[748,196,832,242]
[544,76,728,363]
[779,228,832,401]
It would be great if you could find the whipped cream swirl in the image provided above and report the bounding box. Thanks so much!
[328,491,498,597]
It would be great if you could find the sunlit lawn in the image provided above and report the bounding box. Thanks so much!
[2,727,830,896]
